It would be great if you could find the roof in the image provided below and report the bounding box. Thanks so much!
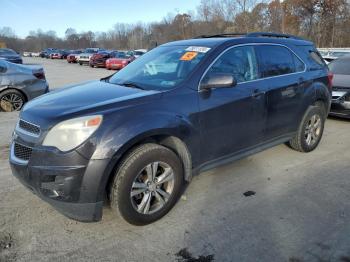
[162,32,313,48]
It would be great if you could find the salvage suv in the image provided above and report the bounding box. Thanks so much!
[9,32,332,225]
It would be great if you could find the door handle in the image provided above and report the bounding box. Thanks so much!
[251,89,265,98]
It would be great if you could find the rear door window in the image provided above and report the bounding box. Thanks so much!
[256,45,303,77]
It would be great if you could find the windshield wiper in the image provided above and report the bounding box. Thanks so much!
[117,81,145,90]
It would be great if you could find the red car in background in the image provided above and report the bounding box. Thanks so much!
[66,50,83,63]
[105,52,135,70]
[89,51,118,68]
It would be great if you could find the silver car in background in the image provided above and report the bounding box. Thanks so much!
[0,60,49,112]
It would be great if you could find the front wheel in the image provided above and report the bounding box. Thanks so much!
[110,143,184,225]
[288,104,326,152]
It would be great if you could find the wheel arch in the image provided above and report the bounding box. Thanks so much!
[313,81,331,114]
[103,133,193,199]
[0,86,28,102]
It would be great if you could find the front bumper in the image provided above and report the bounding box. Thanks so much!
[9,139,111,222]
[329,90,350,118]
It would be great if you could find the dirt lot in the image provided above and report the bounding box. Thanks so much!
[1,57,350,262]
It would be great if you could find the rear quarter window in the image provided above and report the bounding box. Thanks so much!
[300,45,327,70]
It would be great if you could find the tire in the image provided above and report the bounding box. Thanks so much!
[79,62,82,66]
[288,104,326,152]
[0,89,25,112]
[110,143,184,225]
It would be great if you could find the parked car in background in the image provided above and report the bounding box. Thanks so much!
[89,50,118,68]
[105,52,135,70]
[9,32,331,225]
[45,49,59,59]
[77,48,102,65]
[23,52,32,57]
[67,50,83,63]
[39,48,55,58]
[60,50,71,59]
[318,48,350,64]
[0,60,48,112]
[0,48,23,64]
[328,55,350,118]
[31,52,40,57]
[50,51,62,59]
[133,49,147,58]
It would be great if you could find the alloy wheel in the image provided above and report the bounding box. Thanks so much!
[0,93,24,112]
[130,161,175,215]
[304,114,322,146]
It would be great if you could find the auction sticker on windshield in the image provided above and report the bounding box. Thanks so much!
[180,51,198,61]
[185,46,211,53]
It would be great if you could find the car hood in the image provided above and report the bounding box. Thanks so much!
[20,80,160,128]
[333,74,350,89]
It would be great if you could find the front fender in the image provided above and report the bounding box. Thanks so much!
[86,111,199,163]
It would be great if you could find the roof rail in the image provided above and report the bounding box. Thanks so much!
[195,33,246,39]
[195,32,305,41]
[246,32,304,40]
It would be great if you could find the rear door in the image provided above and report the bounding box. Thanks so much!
[255,45,306,139]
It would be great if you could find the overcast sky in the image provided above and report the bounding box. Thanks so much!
[0,0,202,38]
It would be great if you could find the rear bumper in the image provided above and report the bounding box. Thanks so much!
[24,81,49,100]
[9,141,111,222]
[106,64,125,69]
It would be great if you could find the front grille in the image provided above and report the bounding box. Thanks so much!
[19,120,40,135]
[14,143,32,161]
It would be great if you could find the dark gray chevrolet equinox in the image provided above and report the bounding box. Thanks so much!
[9,33,332,225]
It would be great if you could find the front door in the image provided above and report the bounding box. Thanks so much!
[198,45,268,164]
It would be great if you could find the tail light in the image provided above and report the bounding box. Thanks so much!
[34,72,46,80]
[327,72,334,89]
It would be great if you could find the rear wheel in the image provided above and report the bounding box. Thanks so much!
[0,89,25,112]
[110,143,184,225]
[288,104,326,152]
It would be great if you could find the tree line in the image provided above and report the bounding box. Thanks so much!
[1,0,350,52]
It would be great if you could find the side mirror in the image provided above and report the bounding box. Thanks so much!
[200,73,237,90]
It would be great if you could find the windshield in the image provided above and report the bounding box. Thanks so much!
[0,49,17,55]
[329,58,350,75]
[109,45,209,90]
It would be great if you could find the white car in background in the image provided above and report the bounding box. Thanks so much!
[76,48,101,65]
[23,52,32,57]
[132,49,147,58]
[31,52,40,57]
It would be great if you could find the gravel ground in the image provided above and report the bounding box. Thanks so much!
[0,57,350,262]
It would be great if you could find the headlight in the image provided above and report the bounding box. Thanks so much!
[42,115,103,152]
